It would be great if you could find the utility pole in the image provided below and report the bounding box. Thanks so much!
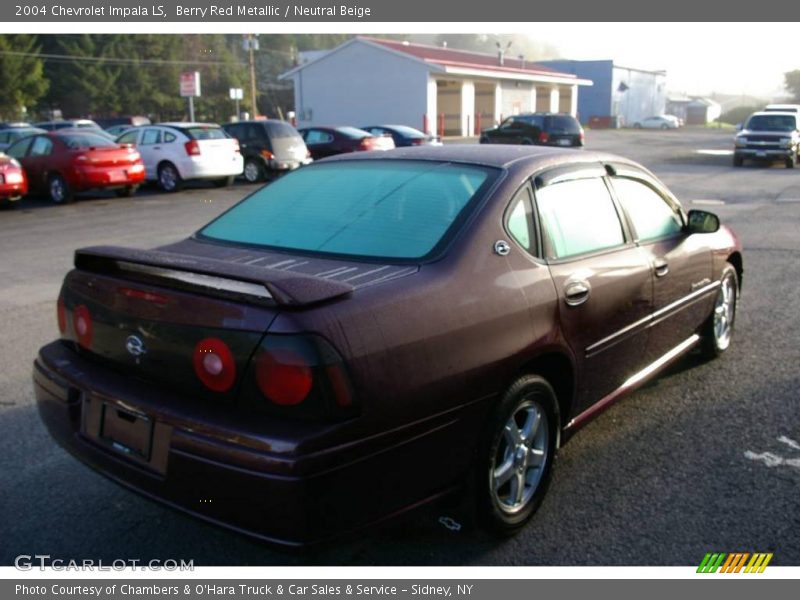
[246,34,259,119]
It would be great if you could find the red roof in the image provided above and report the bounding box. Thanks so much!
[362,37,575,79]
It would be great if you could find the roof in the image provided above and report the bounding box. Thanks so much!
[316,143,633,171]
[281,37,592,85]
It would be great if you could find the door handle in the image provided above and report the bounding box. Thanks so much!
[564,280,591,306]
[654,258,669,278]
[153,146,161,150]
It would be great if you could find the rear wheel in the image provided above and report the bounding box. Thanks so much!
[701,264,738,359]
[48,174,72,204]
[633,123,642,129]
[785,153,796,169]
[213,175,235,188]
[115,185,139,198]
[661,123,669,130]
[476,375,558,534]
[733,154,744,167]
[243,158,265,183]
[157,163,183,193]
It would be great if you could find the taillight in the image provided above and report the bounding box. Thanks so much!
[255,348,313,406]
[538,131,550,143]
[193,337,236,392]
[410,138,425,146]
[56,297,66,334]
[233,140,241,153]
[185,140,201,156]
[260,149,274,160]
[247,334,355,420]
[359,137,375,151]
[118,286,170,306]
[306,149,312,158]
[73,304,93,349]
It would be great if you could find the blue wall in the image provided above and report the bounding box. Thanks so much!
[539,60,614,125]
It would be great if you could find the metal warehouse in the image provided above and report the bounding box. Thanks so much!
[539,59,667,127]
[279,37,592,136]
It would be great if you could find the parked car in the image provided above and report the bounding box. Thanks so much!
[0,152,28,205]
[116,123,243,192]
[0,126,46,152]
[34,145,742,546]
[763,104,800,113]
[298,126,395,160]
[104,124,139,138]
[34,119,103,131]
[733,111,800,168]
[5,129,145,203]
[223,120,312,183]
[479,113,584,147]
[95,116,151,131]
[0,121,31,129]
[360,124,442,147]
[632,115,679,129]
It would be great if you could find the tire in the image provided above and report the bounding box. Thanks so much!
[633,123,642,129]
[521,138,533,145]
[785,153,796,169]
[157,163,183,193]
[661,124,669,130]
[213,175,235,188]
[115,185,139,198]
[733,154,744,167]
[700,264,738,359]
[243,158,265,183]
[476,375,558,534]
[48,174,72,204]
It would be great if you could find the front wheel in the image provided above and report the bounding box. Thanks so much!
[243,158,265,183]
[701,265,738,359]
[785,153,796,169]
[733,154,743,167]
[476,375,558,534]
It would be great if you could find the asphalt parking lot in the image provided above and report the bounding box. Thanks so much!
[1,128,798,566]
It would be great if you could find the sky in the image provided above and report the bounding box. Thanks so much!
[530,23,797,98]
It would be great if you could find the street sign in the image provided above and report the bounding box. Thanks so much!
[229,88,244,100]
[180,72,201,98]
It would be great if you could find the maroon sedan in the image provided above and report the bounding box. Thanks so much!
[0,152,28,205]
[299,125,394,160]
[33,146,742,546]
[6,129,145,203]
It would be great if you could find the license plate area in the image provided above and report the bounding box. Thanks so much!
[100,404,153,460]
[556,139,572,146]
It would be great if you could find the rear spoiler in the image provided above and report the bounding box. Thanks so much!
[74,245,353,307]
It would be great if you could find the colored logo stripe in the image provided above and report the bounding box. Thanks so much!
[697,552,773,573]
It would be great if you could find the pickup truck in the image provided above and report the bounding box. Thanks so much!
[734,111,800,168]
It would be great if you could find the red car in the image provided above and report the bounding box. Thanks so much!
[0,152,28,205]
[298,126,395,160]
[5,129,145,203]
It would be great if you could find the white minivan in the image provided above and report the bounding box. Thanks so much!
[117,123,243,192]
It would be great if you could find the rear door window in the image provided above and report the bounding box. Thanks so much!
[29,136,53,156]
[6,136,35,158]
[141,129,161,145]
[535,177,625,260]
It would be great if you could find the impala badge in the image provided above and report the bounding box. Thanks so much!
[125,335,147,357]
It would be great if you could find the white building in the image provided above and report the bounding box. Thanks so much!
[279,37,592,136]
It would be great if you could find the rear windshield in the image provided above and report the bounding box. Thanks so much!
[184,126,228,140]
[746,115,797,132]
[199,160,496,260]
[385,125,426,138]
[265,121,302,139]
[546,116,581,133]
[337,126,371,139]
[60,133,117,148]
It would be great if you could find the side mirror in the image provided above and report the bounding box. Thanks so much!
[686,209,720,234]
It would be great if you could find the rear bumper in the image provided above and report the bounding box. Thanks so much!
[735,147,794,159]
[33,341,479,547]
[70,165,145,190]
[0,181,27,199]
[177,155,244,180]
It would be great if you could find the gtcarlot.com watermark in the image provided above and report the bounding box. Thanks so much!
[14,554,194,571]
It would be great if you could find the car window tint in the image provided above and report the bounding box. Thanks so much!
[612,178,682,241]
[266,122,301,139]
[185,127,227,140]
[61,133,116,148]
[29,136,53,156]
[507,187,534,251]
[163,131,176,143]
[536,177,625,259]
[141,129,161,145]
[117,130,138,144]
[0,132,8,144]
[6,136,34,158]
[745,115,797,131]
[547,116,581,133]
[304,130,332,144]
[337,126,370,139]
[200,161,495,260]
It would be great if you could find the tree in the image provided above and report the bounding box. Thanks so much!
[784,70,800,102]
[0,35,49,121]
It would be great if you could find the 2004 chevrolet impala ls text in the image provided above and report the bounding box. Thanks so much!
[33,145,742,546]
